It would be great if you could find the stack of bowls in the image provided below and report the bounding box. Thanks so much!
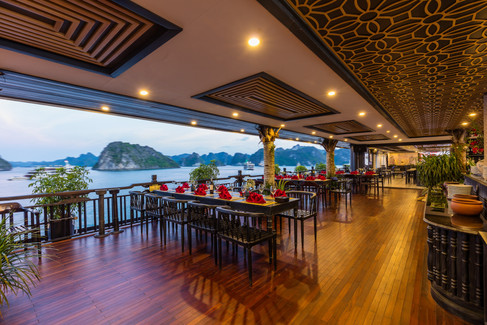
[451,194,483,216]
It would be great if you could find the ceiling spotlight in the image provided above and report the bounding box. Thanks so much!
[399,139,403,142]
[101,106,110,112]
[358,112,366,116]
[329,135,333,138]
[377,124,382,128]
[393,135,398,138]
[240,129,245,132]
[295,138,299,141]
[232,112,239,117]
[312,131,316,135]
[314,141,317,143]
[386,130,390,133]
[344,139,348,142]
[469,113,477,117]
[191,120,197,125]
[327,91,336,96]
[139,90,149,96]
[248,37,260,47]
[461,122,468,126]
[280,124,285,127]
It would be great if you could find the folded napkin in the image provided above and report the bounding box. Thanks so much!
[285,175,292,179]
[219,188,232,200]
[218,185,227,192]
[194,187,206,196]
[182,182,190,189]
[291,175,299,180]
[365,171,375,175]
[175,186,185,193]
[321,170,326,174]
[149,185,160,192]
[317,175,326,180]
[350,171,359,175]
[161,184,168,191]
[336,171,345,175]
[275,175,283,180]
[305,176,315,181]
[273,189,287,197]
[198,183,208,190]
[246,192,266,203]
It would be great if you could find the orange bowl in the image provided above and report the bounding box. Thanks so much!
[453,194,479,200]
[451,198,482,205]
[451,200,483,216]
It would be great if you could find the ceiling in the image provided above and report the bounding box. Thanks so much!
[0,0,483,146]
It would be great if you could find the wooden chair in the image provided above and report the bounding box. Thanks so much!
[215,206,276,286]
[275,191,317,250]
[328,179,353,209]
[145,193,167,241]
[129,191,147,234]
[161,197,191,252]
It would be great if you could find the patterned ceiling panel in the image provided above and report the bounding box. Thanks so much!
[349,134,390,142]
[0,0,181,76]
[193,72,338,121]
[307,120,373,134]
[262,0,487,137]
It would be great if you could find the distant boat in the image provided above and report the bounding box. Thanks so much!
[24,160,74,179]
[244,161,255,170]
[258,161,265,167]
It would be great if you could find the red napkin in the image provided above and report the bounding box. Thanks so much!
[365,171,375,175]
[275,175,283,180]
[317,175,326,180]
[219,188,232,200]
[321,171,326,174]
[336,171,345,175]
[246,192,266,203]
[350,171,359,175]
[306,176,315,180]
[194,187,206,196]
[182,182,190,189]
[218,185,227,192]
[198,184,208,190]
[291,175,299,180]
[175,186,185,193]
[161,184,168,191]
[273,189,287,197]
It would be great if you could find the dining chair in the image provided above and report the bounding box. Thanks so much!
[275,191,317,250]
[328,179,353,209]
[145,193,167,240]
[161,197,191,252]
[187,201,222,264]
[129,191,146,233]
[215,206,276,286]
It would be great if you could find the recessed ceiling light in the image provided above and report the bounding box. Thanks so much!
[101,106,110,112]
[358,112,366,116]
[191,120,197,125]
[248,37,260,47]
[314,140,317,143]
[312,131,316,135]
[461,122,468,126]
[377,124,382,128]
[280,124,285,127]
[469,113,477,117]
[344,139,348,142]
[393,134,398,138]
[232,112,239,117]
[139,90,149,96]
[386,130,390,133]
[329,135,333,138]
[399,139,403,142]
[295,138,299,141]
[327,91,336,96]
[240,129,244,132]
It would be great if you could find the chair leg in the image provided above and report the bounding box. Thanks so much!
[188,225,192,255]
[268,239,272,264]
[163,220,167,246]
[159,218,163,246]
[314,216,317,241]
[181,224,185,253]
[213,233,218,266]
[218,237,223,269]
[247,247,253,287]
[273,237,277,270]
[301,219,304,249]
[294,218,298,250]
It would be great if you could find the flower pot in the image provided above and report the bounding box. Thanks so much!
[451,198,483,216]
[49,217,75,241]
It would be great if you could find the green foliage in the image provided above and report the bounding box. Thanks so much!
[275,179,288,191]
[417,153,463,190]
[315,163,326,171]
[274,164,281,175]
[0,217,41,310]
[295,165,308,173]
[189,160,220,182]
[28,166,92,219]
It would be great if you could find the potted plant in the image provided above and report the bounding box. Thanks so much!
[189,160,220,183]
[29,166,92,240]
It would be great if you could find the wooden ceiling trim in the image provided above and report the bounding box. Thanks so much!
[193,72,339,121]
[0,0,182,76]
[307,120,374,135]
[349,134,390,142]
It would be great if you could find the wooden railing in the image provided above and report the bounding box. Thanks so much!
[0,173,263,243]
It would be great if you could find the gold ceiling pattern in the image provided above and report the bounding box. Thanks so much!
[349,134,390,141]
[0,0,180,76]
[194,72,338,121]
[308,120,373,134]
[285,0,487,137]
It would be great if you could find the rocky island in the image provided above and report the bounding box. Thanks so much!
[0,156,12,171]
[93,142,179,170]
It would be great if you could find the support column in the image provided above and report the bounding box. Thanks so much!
[484,93,487,157]
[449,129,467,173]
[351,145,367,170]
[257,125,280,187]
[321,138,338,178]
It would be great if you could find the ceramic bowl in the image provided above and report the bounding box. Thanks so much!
[453,194,479,200]
[451,198,483,216]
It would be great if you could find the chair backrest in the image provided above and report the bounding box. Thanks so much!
[129,191,145,210]
[145,193,163,216]
[162,197,189,221]
[216,206,268,242]
[284,191,317,214]
[0,203,41,243]
[188,201,221,230]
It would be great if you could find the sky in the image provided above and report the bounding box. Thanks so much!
[0,98,322,161]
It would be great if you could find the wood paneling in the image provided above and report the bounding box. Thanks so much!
[193,72,338,121]
[0,189,468,324]
[350,134,390,141]
[308,120,374,135]
[0,0,181,76]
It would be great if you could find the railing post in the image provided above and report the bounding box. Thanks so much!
[236,170,244,188]
[311,166,315,176]
[152,175,157,183]
[94,189,109,238]
[283,168,287,175]
[109,188,124,235]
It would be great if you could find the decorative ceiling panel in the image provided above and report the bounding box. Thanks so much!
[307,120,373,134]
[349,134,390,142]
[193,72,338,121]
[260,0,487,137]
[0,0,181,76]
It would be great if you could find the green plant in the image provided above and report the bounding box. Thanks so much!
[0,217,41,311]
[275,179,288,191]
[295,165,308,173]
[274,164,281,175]
[315,163,326,172]
[29,166,92,220]
[244,178,255,190]
[189,160,220,182]
[417,153,463,190]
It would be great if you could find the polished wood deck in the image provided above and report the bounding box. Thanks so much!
[2,189,469,324]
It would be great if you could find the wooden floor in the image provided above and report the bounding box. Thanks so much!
[2,189,470,324]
